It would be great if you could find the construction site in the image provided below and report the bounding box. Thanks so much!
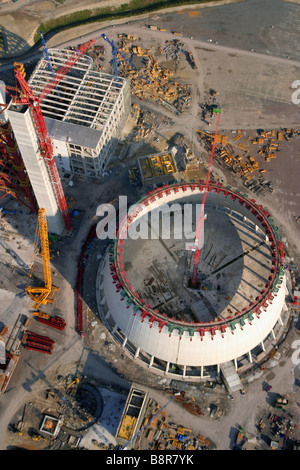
[0,0,299,452]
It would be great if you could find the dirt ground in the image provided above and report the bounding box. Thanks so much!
[0,0,243,55]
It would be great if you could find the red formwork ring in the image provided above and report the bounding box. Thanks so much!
[114,181,283,334]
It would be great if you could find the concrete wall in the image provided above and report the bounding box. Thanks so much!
[98,185,287,369]
[101,251,287,367]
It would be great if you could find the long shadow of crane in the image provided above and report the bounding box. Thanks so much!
[0,239,29,271]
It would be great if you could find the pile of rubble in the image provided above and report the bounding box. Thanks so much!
[115,36,191,114]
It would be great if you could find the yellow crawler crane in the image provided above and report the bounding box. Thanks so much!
[26,208,58,310]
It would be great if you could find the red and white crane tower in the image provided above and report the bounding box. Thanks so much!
[190,110,221,287]
[13,38,95,233]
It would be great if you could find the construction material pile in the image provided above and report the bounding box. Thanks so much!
[198,127,299,181]
[137,398,211,451]
[32,311,66,331]
[115,36,191,114]
[35,315,66,331]
[134,108,155,141]
[22,331,55,355]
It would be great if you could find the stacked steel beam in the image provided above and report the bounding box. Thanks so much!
[35,315,66,330]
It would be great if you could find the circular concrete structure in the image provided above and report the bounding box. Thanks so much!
[97,181,287,381]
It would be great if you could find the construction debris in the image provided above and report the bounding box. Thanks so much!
[197,126,299,196]
[114,36,192,114]
[136,397,212,451]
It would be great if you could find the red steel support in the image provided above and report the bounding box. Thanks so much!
[191,112,221,287]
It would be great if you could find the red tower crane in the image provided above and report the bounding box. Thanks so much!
[13,39,95,233]
[191,110,221,287]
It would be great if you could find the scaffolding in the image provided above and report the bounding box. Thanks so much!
[0,114,38,212]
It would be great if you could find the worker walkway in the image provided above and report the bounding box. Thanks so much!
[220,361,243,394]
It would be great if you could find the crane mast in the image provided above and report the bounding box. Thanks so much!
[39,31,55,78]
[26,208,58,310]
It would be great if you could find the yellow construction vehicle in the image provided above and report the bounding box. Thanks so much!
[25,208,58,310]
[66,377,79,393]
[32,432,45,441]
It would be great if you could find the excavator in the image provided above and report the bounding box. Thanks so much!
[66,377,80,394]
[25,208,58,310]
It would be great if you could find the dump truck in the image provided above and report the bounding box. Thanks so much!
[188,52,196,69]
[235,429,246,447]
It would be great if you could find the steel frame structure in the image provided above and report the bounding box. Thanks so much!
[28,49,126,129]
